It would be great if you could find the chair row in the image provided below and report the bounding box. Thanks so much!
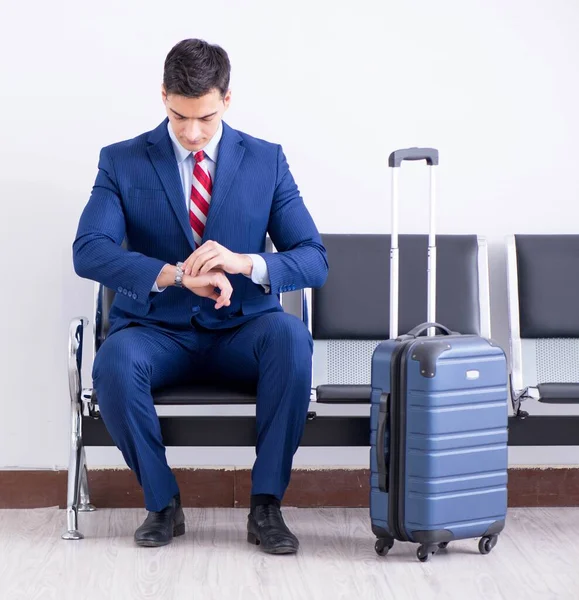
[306,233,579,416]
[64,232,579,539]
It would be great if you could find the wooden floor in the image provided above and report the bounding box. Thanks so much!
[0,507,577,600]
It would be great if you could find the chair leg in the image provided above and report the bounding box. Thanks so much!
[79,448,96,513]
[62,442,84,539]
[62,400,85,540]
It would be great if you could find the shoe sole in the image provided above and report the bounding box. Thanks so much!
[247,531,298,555]
[135,522,186,548]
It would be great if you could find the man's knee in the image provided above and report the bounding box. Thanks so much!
[263,313,313,354]
[258,314,313,379]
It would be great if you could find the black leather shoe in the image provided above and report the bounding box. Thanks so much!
[134,494,185,547]
[247,504,299,554]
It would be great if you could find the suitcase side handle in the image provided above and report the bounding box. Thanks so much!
[400,322,456,339]
[388,147,439,168]
[377,393,389,493]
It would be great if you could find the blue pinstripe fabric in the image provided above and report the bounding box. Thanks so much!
[93,313,313,511]
[73,119,327,511]
[73,119,328,333]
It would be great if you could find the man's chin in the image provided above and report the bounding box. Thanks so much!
[182,141,204,152]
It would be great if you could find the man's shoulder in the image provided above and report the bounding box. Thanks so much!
[100,131,149,156]
[230,125,280,155]
[100,122,164,157]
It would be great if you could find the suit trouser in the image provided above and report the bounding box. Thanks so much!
[92,311,313,512]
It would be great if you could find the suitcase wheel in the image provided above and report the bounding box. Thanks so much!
[374,538,394,556]
[417,544,439,562]
[478,535,498,555]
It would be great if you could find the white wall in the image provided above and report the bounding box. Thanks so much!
[1,0,579,470]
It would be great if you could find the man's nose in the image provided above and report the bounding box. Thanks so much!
[184,120,202,141]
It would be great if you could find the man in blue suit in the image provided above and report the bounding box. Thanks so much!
[73,38,328,553]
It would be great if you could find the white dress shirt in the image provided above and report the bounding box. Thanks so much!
[152,121,270,292]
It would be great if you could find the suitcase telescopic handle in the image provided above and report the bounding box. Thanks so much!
[377,393,389,493]
[389,147,439,339]
[388,147,439,168]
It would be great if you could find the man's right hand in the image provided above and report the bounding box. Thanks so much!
[183,270,233,309]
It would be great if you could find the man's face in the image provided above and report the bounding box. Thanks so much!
[162,87,231,152]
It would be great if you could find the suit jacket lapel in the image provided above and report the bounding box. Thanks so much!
[146,120,195,250]
[204,122,245,240]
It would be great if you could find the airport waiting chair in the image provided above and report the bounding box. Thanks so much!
[506,234,579,442]
[309,234,491,403]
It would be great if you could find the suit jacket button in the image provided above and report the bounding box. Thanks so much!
[117,286,123,293]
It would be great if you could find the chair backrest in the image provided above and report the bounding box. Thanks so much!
[311,233,490,387]
[507,234,579,393]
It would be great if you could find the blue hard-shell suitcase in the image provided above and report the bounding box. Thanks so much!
[369,149,509,562]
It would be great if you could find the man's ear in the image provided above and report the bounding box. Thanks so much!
[223,89,232,110]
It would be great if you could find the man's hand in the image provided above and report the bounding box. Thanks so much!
[182,241,253,277]
[183,270,233,310]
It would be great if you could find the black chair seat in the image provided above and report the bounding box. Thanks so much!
[316,385,371,403]
[91,383,258,406]
[538,383,579,404]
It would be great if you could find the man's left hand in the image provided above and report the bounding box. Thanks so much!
[182,240,253,277]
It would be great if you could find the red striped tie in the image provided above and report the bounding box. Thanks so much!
[189,150,212,247]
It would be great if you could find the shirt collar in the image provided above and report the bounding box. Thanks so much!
[167,120,223,165]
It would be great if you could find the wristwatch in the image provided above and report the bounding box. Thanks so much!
[174,262,185,288]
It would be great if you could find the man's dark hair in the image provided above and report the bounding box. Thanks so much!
[163,39,231,98]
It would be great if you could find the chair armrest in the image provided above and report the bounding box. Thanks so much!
[316,384,372,403]
[303,287,312,334]
[537,383,579,404]
[68,317,89,406]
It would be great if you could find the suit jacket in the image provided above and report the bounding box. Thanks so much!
[73,119,328,334]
